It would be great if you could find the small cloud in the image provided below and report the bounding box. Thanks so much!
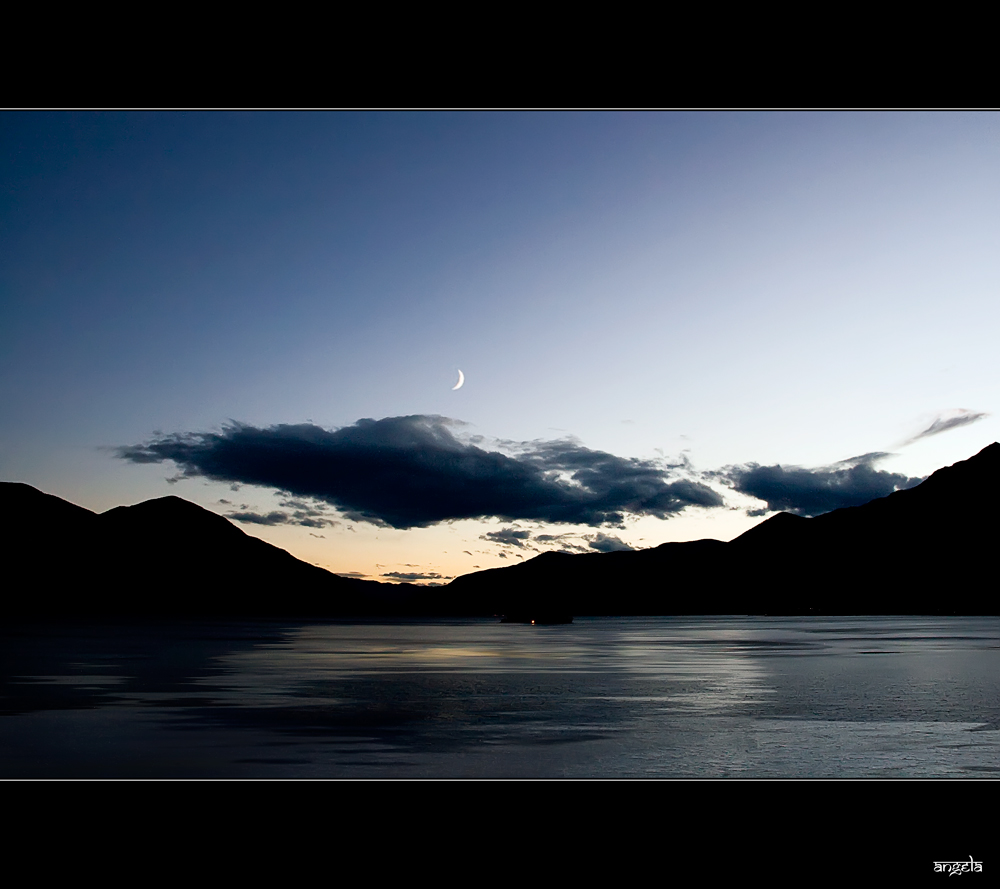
[380,571,450,585]
[719,453,924,518]
[901,409,989,446]
[481,527,533,548]
[227,510,290,526]
[587,533,635,553]
[533,531,591,553]
[225,509,337,528]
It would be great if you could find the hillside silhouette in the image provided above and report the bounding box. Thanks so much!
[444,443,1000,615]
[4,442,997,618]
[1,485,419,618]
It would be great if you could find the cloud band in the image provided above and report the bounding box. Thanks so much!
[118,415,724,529]
[722,453,924,517]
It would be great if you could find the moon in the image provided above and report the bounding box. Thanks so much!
[452,369,465,390]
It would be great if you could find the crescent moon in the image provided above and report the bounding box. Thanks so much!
[452,369,465,390]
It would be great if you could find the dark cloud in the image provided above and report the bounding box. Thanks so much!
[480,524,636,555]
[587,533,635,553]
[481,527,534,548]
[291,516,336,529]
[902,409,988,446]
[281,500,340,528]
[118,415,724,530]
[722,453,924,517]
[533,532,591,553]
[226,508,336,528]
[277,497,315,510]
[227,510,291,526]
[380,571,448,584]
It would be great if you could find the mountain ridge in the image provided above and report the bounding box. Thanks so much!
[4,442,997,617]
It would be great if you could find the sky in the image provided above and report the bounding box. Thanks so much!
[2,111,998,584]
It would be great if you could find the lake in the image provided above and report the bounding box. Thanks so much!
[2,616,999,778]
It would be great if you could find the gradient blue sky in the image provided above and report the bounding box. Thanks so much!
[3,111,997,582]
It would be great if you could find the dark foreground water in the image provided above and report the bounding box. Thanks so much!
[2,616,999,778]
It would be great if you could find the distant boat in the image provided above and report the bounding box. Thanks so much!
[500,614,573,625]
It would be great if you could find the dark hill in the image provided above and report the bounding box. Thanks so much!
[727,442,1000,613]
[443,442,1000,616]
[1,484,421,619]
[437,540,733,616]
[4,442,998,618]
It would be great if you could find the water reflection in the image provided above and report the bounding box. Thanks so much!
[2,616,999,777]
[210,620,778,715]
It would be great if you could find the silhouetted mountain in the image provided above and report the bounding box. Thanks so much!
[1,485,422,618]
[435,540,734,616]
[4,442,998,618]
[726,441,1000,613]
[441,442,1000,616]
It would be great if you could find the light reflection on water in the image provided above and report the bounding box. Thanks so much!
[2,616,999,777]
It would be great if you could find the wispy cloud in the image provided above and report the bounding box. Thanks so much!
[479,525,635,554]
[226,510,290,526]
[225,501,338,528]
[901,409,988,446]
[380,570,450,585]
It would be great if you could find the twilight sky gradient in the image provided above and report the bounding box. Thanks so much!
[3,111,997,583]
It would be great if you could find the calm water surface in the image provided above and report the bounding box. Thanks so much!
[2,616,999,778]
